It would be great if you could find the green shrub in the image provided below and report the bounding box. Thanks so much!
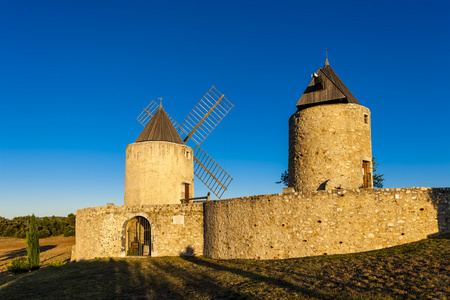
[7,256,30,274]
[63,229,75,237]
[47,258,67,267]
[38,228,51,238]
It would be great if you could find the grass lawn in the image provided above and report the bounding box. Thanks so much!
[0,235,448,299]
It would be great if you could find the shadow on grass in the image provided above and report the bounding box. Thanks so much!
[0,258,192,299]
[180,255,330,299]
[1,235,449,300]
[0,245,57,263]
[151,259,248,298]
[0,256,327,299]
[0,249,27,263]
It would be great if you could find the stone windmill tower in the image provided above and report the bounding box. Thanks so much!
[125,104,194,206]
[289,58,373,192]
[125,86,233,206]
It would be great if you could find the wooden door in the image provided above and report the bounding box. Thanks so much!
[363,161,370,188]
[184,183,190,199]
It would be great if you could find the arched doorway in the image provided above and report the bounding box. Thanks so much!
[126,216,151,256]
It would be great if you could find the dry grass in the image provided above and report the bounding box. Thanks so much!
[0,235,448,299]
[0,236,75,275]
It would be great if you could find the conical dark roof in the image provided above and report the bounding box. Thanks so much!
[135,106,184,144]
[296,63,360,108]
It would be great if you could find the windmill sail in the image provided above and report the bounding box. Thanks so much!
[137,100,181,129]
[178,86,233,146]
[136,86,234,199]
[193,146,233,199]
[137,100,159,126]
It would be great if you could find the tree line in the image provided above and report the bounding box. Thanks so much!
[0,214,75,238]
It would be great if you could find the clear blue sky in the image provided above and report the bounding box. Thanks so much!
[1,1,449,219]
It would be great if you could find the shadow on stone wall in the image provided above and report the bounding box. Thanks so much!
[427,188,450,238]
[180,246,194,256]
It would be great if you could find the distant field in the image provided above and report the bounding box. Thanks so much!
[0,235,448,299]
[0,236,75,274]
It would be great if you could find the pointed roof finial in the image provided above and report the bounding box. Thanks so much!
[325,48,329,66]
[158,97,163,108]
[135,101,184,144]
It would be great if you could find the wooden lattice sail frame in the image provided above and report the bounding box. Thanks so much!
[136,86,233,199]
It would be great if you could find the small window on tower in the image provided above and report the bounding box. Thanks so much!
[185,150,191,159]
[313,75,323,90]
[364,114,369,124]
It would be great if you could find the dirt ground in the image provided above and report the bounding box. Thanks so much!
[0,236,75,276]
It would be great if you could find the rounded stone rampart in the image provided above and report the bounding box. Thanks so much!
[124,141,194,206]
[289,103,372,192]
[203,188,450,260]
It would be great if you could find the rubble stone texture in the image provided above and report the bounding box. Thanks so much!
[289,103,372,192]
[74,188,449,261]
[204,188,450,259]
[73,203,203,261]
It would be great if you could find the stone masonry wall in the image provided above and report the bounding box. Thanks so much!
[74,203,203,261]
[125,141,194,206]
[289,103,372,192]
[204,188,450,259]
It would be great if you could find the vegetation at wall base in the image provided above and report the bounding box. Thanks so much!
[47,258,67,268]
[26,214,40,270]
[0,234,448,299]
[0,213,75,239]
